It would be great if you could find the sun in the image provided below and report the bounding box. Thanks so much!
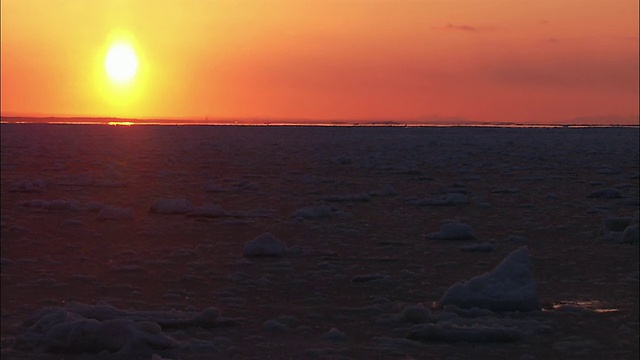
[105,42,138,84]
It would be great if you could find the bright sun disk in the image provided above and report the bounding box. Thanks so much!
[105,43,138,83]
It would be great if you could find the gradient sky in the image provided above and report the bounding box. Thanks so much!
[1,0,638,124]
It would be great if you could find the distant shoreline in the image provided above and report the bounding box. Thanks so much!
[1,117,638,128]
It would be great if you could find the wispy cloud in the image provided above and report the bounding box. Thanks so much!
[434,23,498,33]
[443,23,478,32]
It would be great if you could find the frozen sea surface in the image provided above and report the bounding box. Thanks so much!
[1,124,638,359]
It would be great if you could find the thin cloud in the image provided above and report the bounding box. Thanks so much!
[434,23,497,33]
[444,23,478,32]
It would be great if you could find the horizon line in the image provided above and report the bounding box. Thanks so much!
[1,114,638,127]
[1,117,639,129]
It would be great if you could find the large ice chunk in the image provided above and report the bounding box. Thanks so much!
[437,246,541,311]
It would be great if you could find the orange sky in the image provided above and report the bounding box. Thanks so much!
[1,0,638,124]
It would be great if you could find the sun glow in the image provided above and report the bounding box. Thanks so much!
[94,32,150,117]
[105,42,138,84]
[2,0,637,123]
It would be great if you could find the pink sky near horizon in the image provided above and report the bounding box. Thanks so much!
[1,0,638,124]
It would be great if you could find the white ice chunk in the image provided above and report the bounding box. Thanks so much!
[242,233,287,257]
[427,222,477,240]
[150,198,195,214]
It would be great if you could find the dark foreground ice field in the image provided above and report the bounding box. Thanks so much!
[1,124,638,359]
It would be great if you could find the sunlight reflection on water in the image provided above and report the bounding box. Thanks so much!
[107,121,135,126]
[549,300,619,313]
